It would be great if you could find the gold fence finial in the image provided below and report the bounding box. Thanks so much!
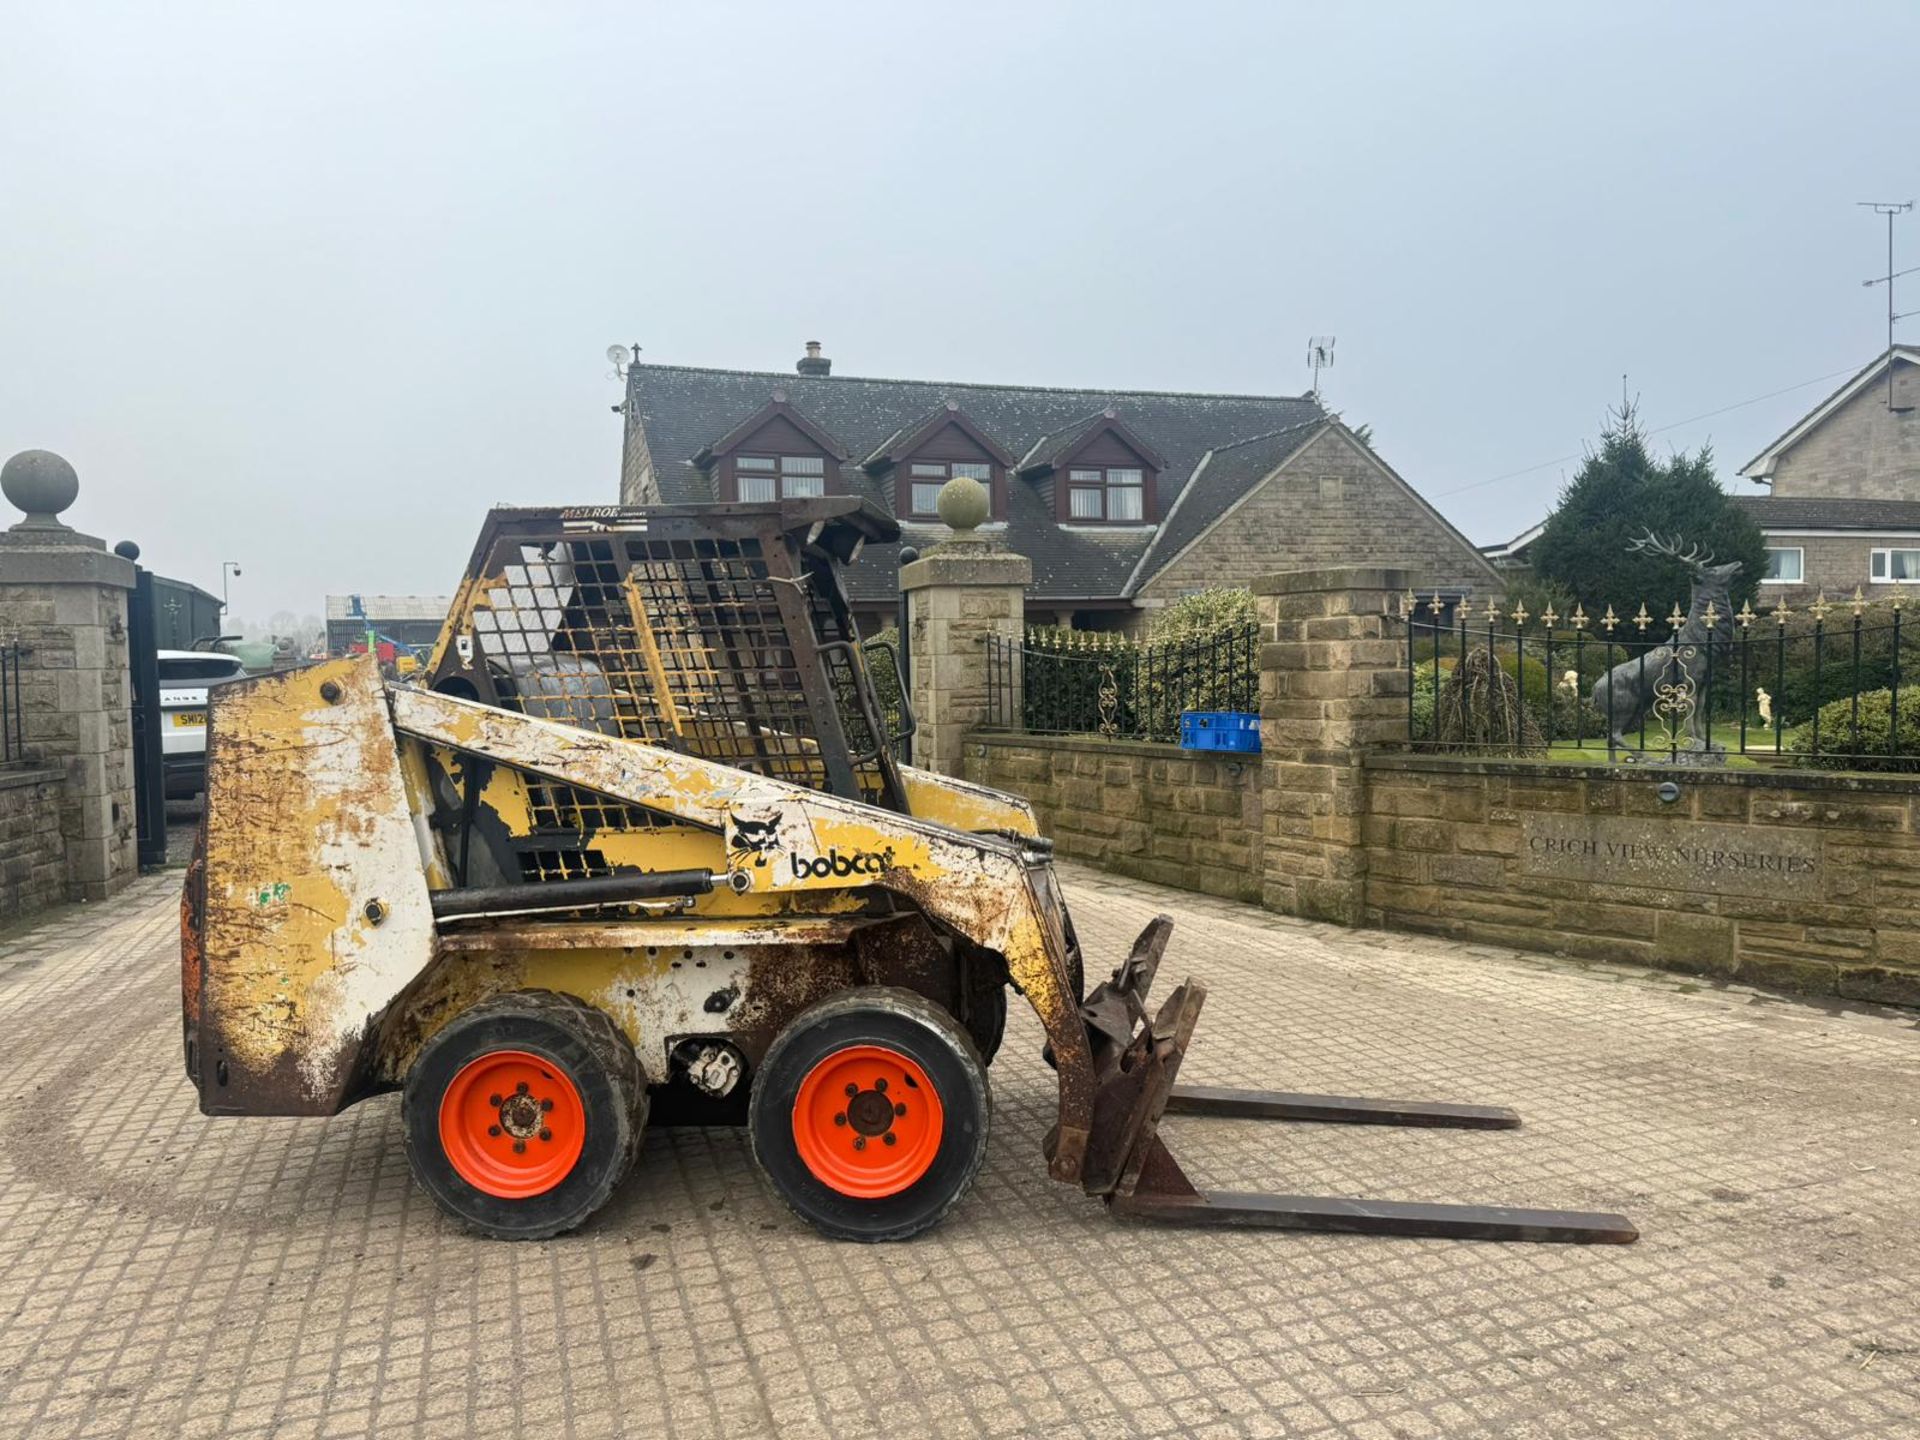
[1570,604,1588,631]
[1632,603,1652,632]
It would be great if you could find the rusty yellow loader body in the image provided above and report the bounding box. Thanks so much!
[181,499,1637,1245]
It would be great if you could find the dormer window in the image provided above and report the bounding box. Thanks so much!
[1067,466,1145,522]
[1019,409,1165,525]
[908,460,992,517]
[695,390,850,504]
[736,454,827,502]
[862,401,1015,522]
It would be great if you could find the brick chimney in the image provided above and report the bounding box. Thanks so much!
[796,341,831,377]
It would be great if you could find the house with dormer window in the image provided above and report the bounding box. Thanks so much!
[618,343,1500,632]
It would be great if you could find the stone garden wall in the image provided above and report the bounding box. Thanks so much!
[0,769,68,922]
[935,558,1920,1009]
[962,735,1263,902]
[1362,755,1920,1007]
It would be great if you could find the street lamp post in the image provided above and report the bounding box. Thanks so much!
[221,560,243,614]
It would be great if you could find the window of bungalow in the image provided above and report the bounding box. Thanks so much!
[735,454,826,502]
[1870,547,1920,583]
[1761,547,1803,584]
[1066,466,1145,522]
[907,460,992,517]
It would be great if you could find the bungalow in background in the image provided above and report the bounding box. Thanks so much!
[617,343,1500,634]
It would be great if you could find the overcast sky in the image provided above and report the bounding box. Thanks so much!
[4,2,1916,622]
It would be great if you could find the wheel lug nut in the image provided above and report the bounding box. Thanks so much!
[516,1082,530,1095]
[853,1136,866,1150]
[894,1102,907,1116]
[844,1083,858,1097]
[489,1094,502,1106]
[874,1077,887,1093]
[539,1128,552,1142]
[512,1140,526,1154]
[833,1112,847,1126]
[488,1125,501,1137]
[539,1098,553,1112]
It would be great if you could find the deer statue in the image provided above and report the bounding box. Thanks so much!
[1590,531,1744,756]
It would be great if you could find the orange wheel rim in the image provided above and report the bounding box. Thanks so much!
[438,1049,587,1199]
[792,1043,944,1198]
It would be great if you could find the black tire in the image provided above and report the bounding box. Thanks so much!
[403,990,646,1241]
[750,987,990,1243]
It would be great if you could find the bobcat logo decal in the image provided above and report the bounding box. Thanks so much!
[727,813,785,870]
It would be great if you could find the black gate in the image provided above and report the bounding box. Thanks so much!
[124,558,167,869]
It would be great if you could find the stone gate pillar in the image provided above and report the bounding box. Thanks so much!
[1254,566,1410,924]
[0,451,138,902]
[897,479,1029,776]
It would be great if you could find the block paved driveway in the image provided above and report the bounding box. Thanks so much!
[1,864,1917,1440]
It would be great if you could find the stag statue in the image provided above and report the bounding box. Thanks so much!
[1590,531,1743,757]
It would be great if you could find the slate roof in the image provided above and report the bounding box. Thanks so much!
[1733,496,1920,531]
[623,363,1326,604]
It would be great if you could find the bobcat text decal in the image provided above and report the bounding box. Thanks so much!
[788,846,896,880]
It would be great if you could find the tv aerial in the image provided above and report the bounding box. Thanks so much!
[1307,336,1335,398]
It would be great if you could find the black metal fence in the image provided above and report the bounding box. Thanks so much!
[1,641,26,766]
[1402,592,1920,770]
[983,624,1259,743]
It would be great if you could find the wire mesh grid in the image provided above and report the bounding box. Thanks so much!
[457,522,892,806]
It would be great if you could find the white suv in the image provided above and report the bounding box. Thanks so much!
[158,650,247,798]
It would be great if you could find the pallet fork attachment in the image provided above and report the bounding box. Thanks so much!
[1073,916,1640,1245]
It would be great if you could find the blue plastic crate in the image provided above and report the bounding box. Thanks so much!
[1179,711,1261,753]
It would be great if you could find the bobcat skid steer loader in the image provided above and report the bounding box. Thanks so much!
[180,498,1638,1245]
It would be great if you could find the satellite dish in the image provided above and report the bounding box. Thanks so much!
[606,344,631,368]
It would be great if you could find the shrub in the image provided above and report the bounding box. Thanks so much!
[860,626,907,739]
[1414,651,1549,709]
[1785,688,1920,772]
[1148,587,1257,645]
[1766,618,1914,729]
[1432,648,1543,754]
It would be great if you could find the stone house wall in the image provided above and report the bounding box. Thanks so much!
[1760,531,1920,604]
[1767,356,1920,499]
[1139,427,1499,608]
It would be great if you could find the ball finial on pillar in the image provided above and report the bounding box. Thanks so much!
[935,475,990,534]
[2,449,80,532]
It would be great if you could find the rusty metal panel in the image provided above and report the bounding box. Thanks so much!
[194,656,434,1115]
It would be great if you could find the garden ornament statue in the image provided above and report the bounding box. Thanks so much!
[1591,531,1743,761]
